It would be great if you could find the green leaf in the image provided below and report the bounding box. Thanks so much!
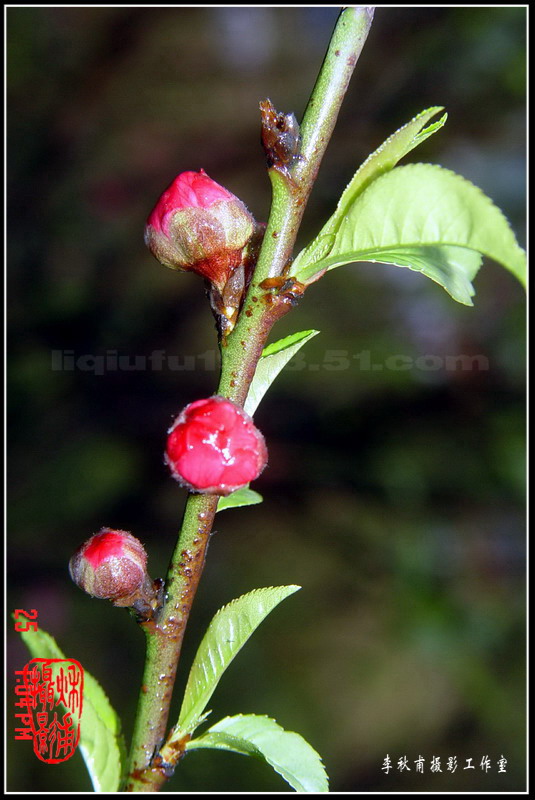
[77,673,127,792]
[260,329,319,358]
[293,107,447,276]
[17,625,125,793]
[354,245,483,305]
[244,330,320,416]
[294,164,526,304]
[186,714,329,793]
[175,585,301,736]
[327,106,447,229]
[217,486,263,513]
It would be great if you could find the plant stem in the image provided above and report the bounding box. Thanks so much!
[241,4,375,287]
[124,7,374,792]
[124,493,218,791]
[218,6,374,397]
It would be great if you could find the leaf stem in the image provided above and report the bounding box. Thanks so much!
[124,7,374,792]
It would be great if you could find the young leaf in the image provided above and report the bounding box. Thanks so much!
[292,107,447,276]
[244,330,320,416]
[17,625,125,793]
[294,164,526,304]
[217,486,263,512]
[353,245,483,305]
[175,585,301,736]
[186,714,329,793]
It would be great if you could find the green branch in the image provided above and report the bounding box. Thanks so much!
[124,7,374,792]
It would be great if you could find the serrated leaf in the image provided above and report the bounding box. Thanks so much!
[329,106,447,229]
[78,673,127,792]
[244,330,320,416]
[355,245,482,305]
[175,586,301,736]
[187,729,262,757]
[294,164,526,303]
[293,235,335,273]
[293,107,446,276]
[186,714,329,793]
[217,486,263,512]
[18,625,125,792]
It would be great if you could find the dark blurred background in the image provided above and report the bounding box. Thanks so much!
[7,6,526,793]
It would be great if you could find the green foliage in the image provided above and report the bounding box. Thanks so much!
[321,106,447,230]
[292,109,526,303]
[292,107,446,275]
[173,586,301,737]
[217,487,263,512]
[186,714,329,792]
[18,625,125,793]
[244,330,320,416]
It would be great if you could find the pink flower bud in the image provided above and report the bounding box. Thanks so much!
[144,170,255,291]
[165,396,268,495]
[69,529,150,606]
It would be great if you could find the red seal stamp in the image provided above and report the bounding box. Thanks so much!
[14,658,84,763]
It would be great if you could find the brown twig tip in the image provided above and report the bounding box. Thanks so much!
[260,98,302,172]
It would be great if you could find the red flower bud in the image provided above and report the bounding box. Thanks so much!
[69,529,150,606]
[165,396,267,495]
[144,170,255,291]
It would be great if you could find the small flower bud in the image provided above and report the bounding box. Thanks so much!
[144,170,255,292]
[69,529,151,607]
[165,396,268,496]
